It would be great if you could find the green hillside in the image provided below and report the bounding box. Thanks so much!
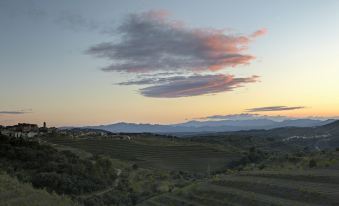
[0,171,75,206]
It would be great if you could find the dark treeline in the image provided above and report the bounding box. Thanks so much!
[0,135,119,197]
[0,135,205,206]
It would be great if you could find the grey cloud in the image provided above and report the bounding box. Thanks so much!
[246,106,305,112]
[127,74,259,98]
[0,109,31,115]
[118,76,187,85]
[87,11,264,73]
[199,113,289,121]
[202,113,261,120]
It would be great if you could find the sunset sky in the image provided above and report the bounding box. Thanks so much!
[1,0,339,127]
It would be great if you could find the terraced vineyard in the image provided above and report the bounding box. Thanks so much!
[43,136,238,173]
[139,168,339,206]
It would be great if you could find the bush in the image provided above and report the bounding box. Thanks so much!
[309,159,317,168]
[132,163,139,170]
[258,164,266,170]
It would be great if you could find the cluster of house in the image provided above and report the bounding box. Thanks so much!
[59,128,132,140]
[0,122,57,138]
[58,128,109,138]
[0,123,133,141]
[100,134,132,140]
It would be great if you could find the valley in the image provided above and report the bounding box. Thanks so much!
[1,120,339,206]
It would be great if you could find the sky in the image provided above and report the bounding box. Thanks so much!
[1,0,339,127]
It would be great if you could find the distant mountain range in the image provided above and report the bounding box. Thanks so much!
[62,119,339,150]
[221,120,339,150]
[79,118,336,134]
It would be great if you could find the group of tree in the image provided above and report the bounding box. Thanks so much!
[0,135,118,196]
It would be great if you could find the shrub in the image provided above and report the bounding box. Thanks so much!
[309,159,317,168]
[258,164,266,170]
[132,163,139,170]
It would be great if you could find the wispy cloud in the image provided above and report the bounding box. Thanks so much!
[0,109,32,115]
[198,113,289,121]
[195,113,337,122]
[121,74,259,98]
[201,113,261,120]
[55,10,114,33]
[118,75,187,86]
[55,11,98,32]
[87,10,265,73]
[250,28,268,38]
[246,106,305,112]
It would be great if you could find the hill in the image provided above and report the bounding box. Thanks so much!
[192,119,339,151]
[2,127,339,206]
[0,171,75,206]
[80,119,334,134]
[139,166,339,206]
[138,141,339,206]
[42,134,239,173]
[319,120,339,133]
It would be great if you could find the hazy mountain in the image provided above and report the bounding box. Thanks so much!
[218,120,339,150]
[84,118,335,134]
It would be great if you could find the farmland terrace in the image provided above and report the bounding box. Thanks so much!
[42,135,239,173]
[139,167,339,206]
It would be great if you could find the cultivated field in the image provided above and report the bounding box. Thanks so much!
[139,167,339,206]
[43,136,238,173]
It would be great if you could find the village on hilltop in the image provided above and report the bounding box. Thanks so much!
[0,122,57,138]
[0,122,133,140]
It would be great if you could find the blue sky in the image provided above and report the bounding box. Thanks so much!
[1,0,339,126]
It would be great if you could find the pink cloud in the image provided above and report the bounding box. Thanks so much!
[136,74,259,98]
[87,10,265,98]
[87,11,266,73]
[250,28,268,38]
